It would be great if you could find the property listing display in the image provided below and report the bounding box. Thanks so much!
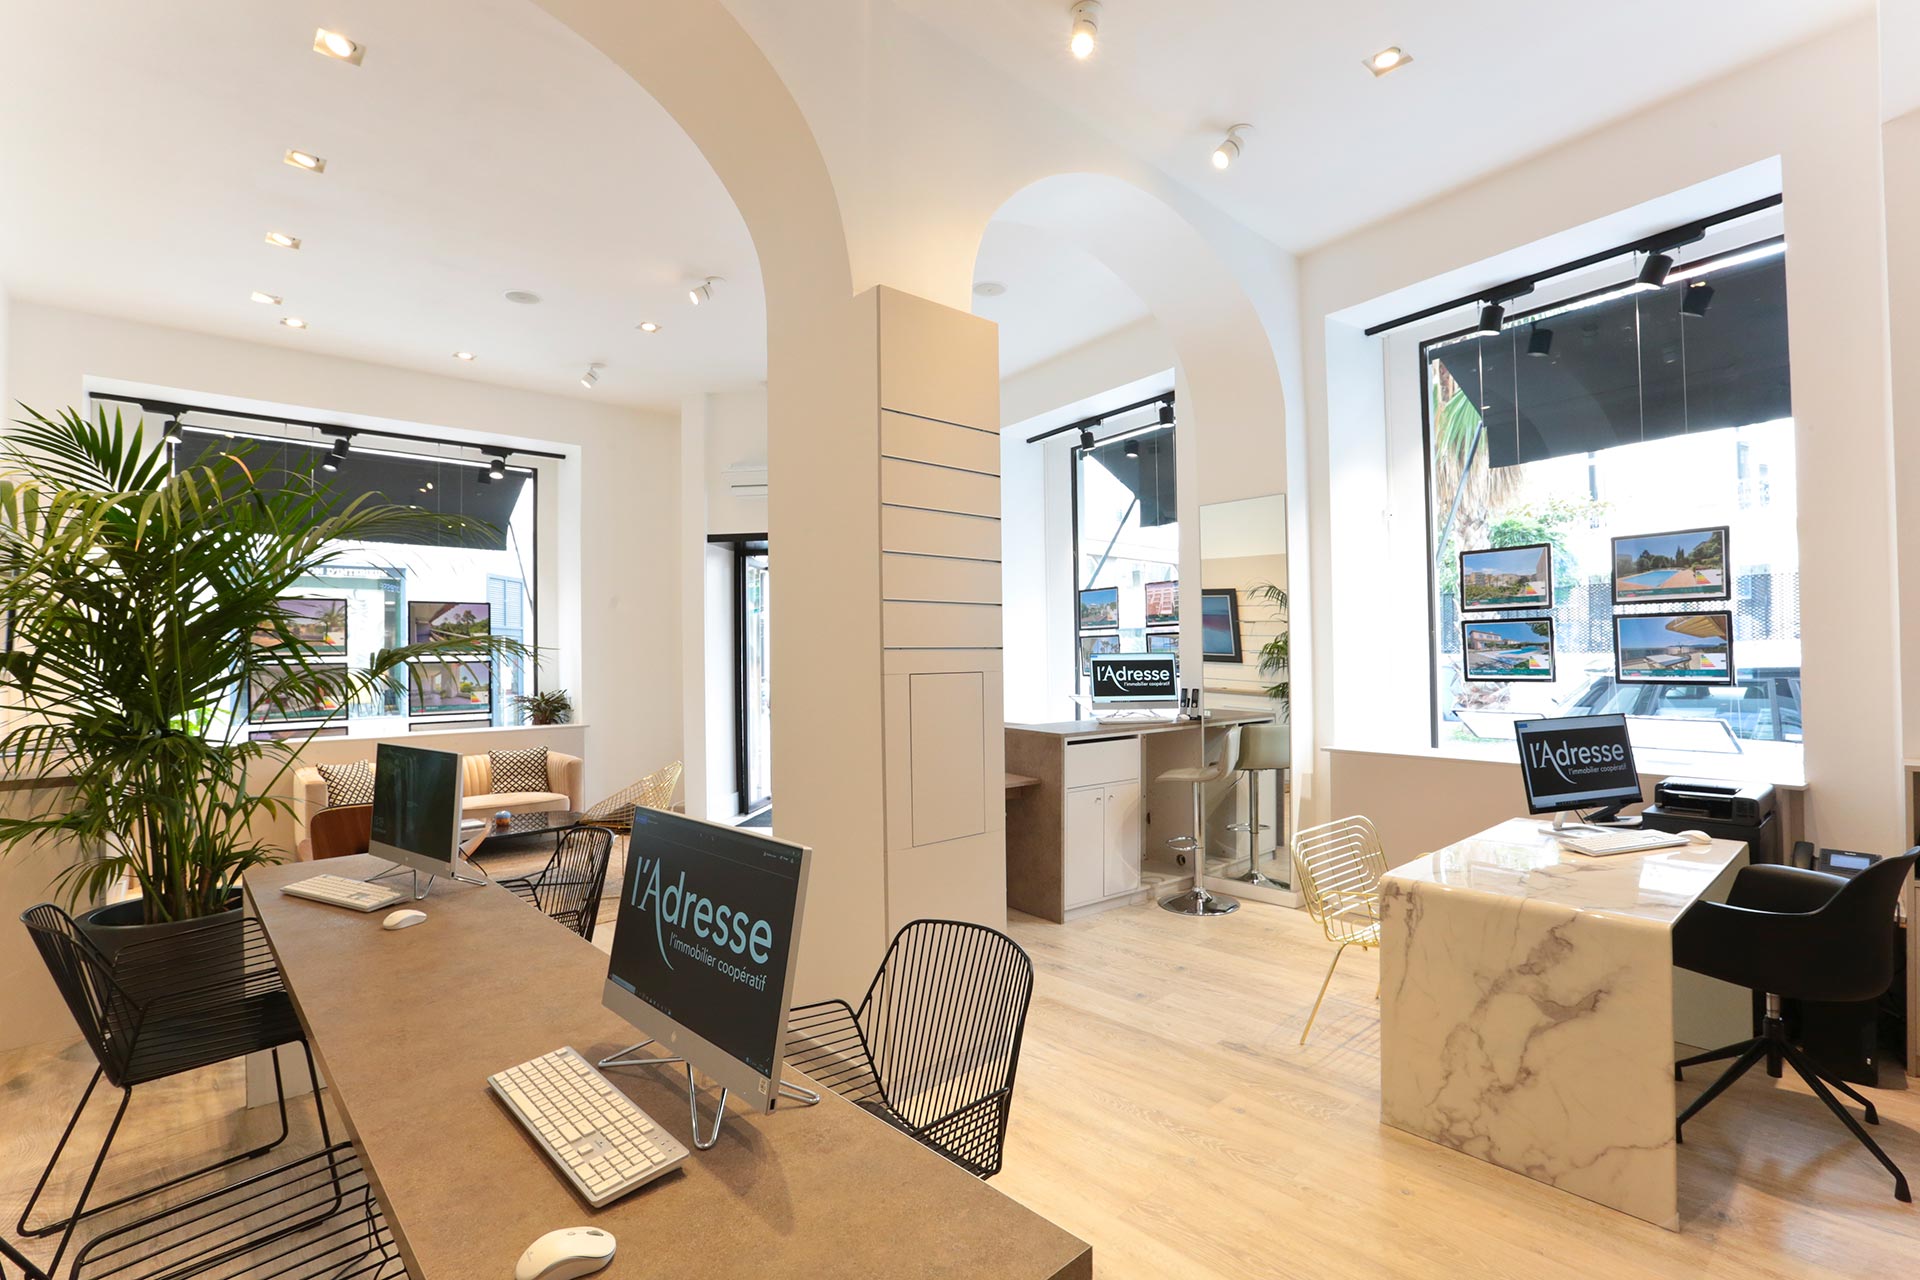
[1611,527,1729,604]
[1076,579,1186,672]
[1458,544,1553,611]
[248,596,499,730]
[1462,618,1555,682]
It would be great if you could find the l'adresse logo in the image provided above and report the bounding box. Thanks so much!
[629,852,776,976]
[1525,738,1627,787]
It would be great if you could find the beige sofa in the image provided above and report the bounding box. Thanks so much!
[294,750,583,857]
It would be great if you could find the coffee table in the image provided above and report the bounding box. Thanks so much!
[468,809,583,856]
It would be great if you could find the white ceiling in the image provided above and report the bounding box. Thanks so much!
[886,0,1871,253]
[971,221,1152,375]
[0,0,765,411]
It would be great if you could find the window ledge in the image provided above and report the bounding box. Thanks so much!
[1326,738,1806,790]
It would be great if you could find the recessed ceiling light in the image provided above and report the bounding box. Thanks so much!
[453,351,476,361]
[687,277,720,306]
[283,149,327,173]
[1365,46,1411,76]
[1068,0,1100,59]
[637,321,661,333]
[265,231,301,249]
[313,28,365,65]
[504,290,541,305]
[973,281,1007,298]
[1211,125,1249,171]
[280,316,308,329]
[250,291,282,306]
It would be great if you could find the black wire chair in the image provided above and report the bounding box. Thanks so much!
[70,1143,406,1280]
[785,919,1035,1179]
[15,905,331,1280]
[499,825,614,941]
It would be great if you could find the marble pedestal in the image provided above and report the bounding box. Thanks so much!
[1379,819,1744,1230]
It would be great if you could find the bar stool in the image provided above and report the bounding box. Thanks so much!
[1156,756,1239,916]
[1226,723,1290,888]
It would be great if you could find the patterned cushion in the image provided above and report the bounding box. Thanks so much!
[317,761,376,808]
[489,747,551,796]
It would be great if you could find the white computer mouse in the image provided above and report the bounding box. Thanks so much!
[515,1227,616,1280]
[1679,829,1713,845]
[381,908,427,931]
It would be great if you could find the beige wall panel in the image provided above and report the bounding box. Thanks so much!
[880,411,999,475]
[876,287,1000,431]
[884,648,1004,675]
[881,457,999,517]
[885,830,1009,934]
[884,601,1002,650]
[882,506,1000,562]
[908,672,988,846]
[882,553,1002,604]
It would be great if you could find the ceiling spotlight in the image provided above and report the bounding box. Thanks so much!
[313,28,365,64]
[487,456,508,480]
[283,149,327,173]
[249,290,281,306]
[580,362,604,390]
[1079,428,1096,450]
[452,351,476,361]
[1636,251,1674,292]
[1124,438,1140,458]
[265,231,301,249]
[1068,1,1100,59]
[1365,46,1412,76]
[637,321,661,333]
[687,277,720,306]
[1158,400,1174,426]
[1526,324,1554,357]
[280,316,307,329]
[1473,301,1505,337]
[162,417,183,444]
[1681,282,1716,318]
[326,435,351,470]
[1211,125,1249,171]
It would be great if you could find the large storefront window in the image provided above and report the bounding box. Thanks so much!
[1424,240,1801,758]
[1073,420,1177,691]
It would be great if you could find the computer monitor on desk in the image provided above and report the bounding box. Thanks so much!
[1089,653,1178,715]
[602,809,812,1112]
[1514,713,1642,831]
[369,743,468,877]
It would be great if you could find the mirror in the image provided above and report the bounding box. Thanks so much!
[1196,493,1292,901]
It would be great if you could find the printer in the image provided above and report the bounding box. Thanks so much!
[1640,777,1780,863]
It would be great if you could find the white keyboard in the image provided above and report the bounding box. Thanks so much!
[280,874,406,912]
[1556,829,1690,857]
[488,1047,688,1206]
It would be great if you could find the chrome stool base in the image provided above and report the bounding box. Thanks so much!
[1237,868,1288,889]
[1225,821,1272,835]
[1160,887,1240,916]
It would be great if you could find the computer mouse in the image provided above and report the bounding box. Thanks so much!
[381,908,427,931]
[515,1227,616,1280]
[1679,829,1713,845]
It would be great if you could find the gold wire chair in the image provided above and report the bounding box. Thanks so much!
[580,760,683,833]
[1292,814,1387,1044]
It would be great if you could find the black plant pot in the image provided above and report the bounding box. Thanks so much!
[75,893,244,972]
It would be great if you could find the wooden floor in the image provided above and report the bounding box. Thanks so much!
[5,894,1920,1277]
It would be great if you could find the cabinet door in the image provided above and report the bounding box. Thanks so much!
[1102,781,1142,898]
[1063,786,1107,909]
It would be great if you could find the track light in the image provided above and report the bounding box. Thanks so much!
[1158,400,1174,426]
[580,363,603,390]
[1124,438,1140,458]
[1068,1,1100,59]
[1473,301,1505,337]
[1681,282,1715,318]
[321,434,349,472]
[687,277,719,306]
[488,456,507,480]
[1079,428,1096,450]
[1636,251,1674,292]
[1526,324,1553,357]
[1211,125,1249,171]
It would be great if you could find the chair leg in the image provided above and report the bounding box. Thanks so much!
[1676,1038,1769,1142]
[1782,1046,1911,1202]
[1674,1039,1755,1082]
[1300,942,1349,1045]
[17,1066,104,1239]
[38,1084,131,1279]
[300,1039,334,1149]
[1781,1039,1878,1124]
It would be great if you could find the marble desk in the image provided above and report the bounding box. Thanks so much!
[1379,819,1745,1230]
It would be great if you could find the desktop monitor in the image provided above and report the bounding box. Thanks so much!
[603,809,811,1112]
[1514,713,1642,823]
[1089,653,1178,708]
[369,743,466,876]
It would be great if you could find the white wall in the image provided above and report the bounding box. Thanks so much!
[705,387,769,537]
[0,302,682,1050]
[1300,19,1904,855]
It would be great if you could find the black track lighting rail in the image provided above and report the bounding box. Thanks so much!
[1025,390,1176,445]
[87,391,569,461]
[1362,194,1782,338]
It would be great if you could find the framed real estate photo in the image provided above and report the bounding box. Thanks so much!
[1461,617,1555,682]
[1611,526,1730,605]
[1614,609,1734,685]
[1458,543,1553,611]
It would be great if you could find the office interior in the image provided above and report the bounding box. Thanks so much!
[3,0,1920,1276]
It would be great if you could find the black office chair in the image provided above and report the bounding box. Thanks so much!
[1671,848,1918,1203]
[500,825,614,941]
[785,919,1034,1179]
[17,905,332,1279]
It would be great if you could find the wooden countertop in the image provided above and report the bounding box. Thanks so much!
[245,856,1091,1280]
[1007,710,1274,740]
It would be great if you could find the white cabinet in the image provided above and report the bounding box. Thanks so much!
[1063,780,1141,909]
[1102,781,1141,898]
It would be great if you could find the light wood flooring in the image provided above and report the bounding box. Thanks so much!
[5,893,1920,1277]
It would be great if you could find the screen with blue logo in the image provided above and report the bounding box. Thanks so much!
[1090,653,1178,705]
[1514,713,1641,814]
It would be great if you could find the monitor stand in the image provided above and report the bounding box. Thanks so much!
[1541,805,1642,837]
[364,859,488,901]
[597,1040,821,1151]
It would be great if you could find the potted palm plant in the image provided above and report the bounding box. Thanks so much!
[0,407,529,959]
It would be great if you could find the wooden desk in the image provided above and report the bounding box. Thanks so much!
[245,857,1091,1279]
